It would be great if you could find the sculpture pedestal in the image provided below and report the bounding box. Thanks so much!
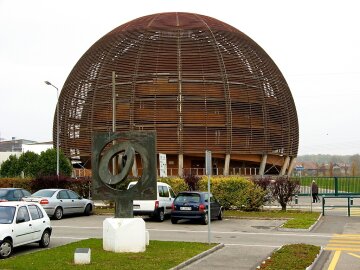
[103,218,146,253]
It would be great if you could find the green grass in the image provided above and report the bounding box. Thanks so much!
[0,239,216,270]
[258,244,320,270]
[224,210,320,229]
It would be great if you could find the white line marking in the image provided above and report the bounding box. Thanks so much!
[52,236,88,240]
[52,226,333,238]
[225,243,280,248]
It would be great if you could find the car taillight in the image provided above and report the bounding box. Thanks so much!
[171,203,175,211]
[155,200,159,209]
[199,204,206,212]
[40,199,49,205]
[0,199,7,202]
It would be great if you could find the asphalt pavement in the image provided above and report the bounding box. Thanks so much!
[183,195,360,270]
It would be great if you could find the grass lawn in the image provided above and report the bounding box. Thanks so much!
[258,244,320,270]
[224,210,320,229]
[0,239,216,270]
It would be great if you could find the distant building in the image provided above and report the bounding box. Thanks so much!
[0,138,52,166]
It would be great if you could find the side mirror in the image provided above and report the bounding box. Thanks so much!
[78,196,83,200]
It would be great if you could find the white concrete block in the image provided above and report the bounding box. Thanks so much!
[103,218,146,253]
[74,248,91,264]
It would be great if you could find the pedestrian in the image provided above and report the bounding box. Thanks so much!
[311,180,319,203]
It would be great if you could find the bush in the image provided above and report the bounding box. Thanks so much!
[0,178,32,190]
[158,177,187,194]
[30,175,91,198]
[198,176,266,211]
[183,174,201,191]
[252,176,300,211]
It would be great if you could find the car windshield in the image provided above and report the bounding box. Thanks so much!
[0,206,16,224]
[175,193,201,203]
[31,190,56,197]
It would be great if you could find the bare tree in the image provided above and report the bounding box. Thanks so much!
[269,176,300,211]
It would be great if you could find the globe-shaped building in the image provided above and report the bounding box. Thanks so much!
[57,12,298,176]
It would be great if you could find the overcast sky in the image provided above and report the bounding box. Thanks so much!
[0,0,359,155]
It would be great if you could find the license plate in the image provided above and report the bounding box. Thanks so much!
[180,207,191,211]
[133,205,140,209]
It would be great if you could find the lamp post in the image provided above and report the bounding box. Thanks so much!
[45,81,59,178]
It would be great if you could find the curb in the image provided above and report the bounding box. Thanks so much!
[306,246,324,270]
[277,213,323,232]
[256,245,323,269]
[170,243,225,270]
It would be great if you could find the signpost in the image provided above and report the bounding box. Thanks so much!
[159,153,167,177]
[205,150,212,244]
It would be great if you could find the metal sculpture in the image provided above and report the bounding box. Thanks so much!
[57,12,299,173]
[91,131,157,218]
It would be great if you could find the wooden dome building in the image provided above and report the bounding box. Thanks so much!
[57,12,299,176]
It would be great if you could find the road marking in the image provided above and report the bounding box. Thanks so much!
[325,234,360,252]
[328,250,341,270]
[52,236,88,240]
[225,243,280,248]
[52,225,333,239]
[348,252,360,259]
[53,226,102,229]
[148,228,332,238]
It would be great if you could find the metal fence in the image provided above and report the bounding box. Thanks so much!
[295,176,360,196]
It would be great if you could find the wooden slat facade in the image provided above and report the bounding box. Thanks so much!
[56,12,299,171]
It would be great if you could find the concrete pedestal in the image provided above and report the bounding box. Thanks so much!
[103,218,146,252]
[74,248,91,264]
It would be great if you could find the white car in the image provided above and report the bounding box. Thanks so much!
[23,189,94,220]
[127,181,176,221]
[0,201,52,259]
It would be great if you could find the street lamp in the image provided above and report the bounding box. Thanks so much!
[45,81,59,178]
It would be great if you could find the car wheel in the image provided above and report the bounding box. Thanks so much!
[39,230,51,248]
[54,207,63,220]
[218,209,223,220]
[157,209,165,222]
[202,213,209,225]
[0,239,13,259]
[84,204,92,216]
[171,217,178,224]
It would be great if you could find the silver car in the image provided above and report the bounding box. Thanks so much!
[23,189,94,220]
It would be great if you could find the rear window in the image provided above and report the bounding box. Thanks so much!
[32,190,56,197]
[0,190,9,197]
[175,193,201,203]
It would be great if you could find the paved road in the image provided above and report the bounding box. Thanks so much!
[11,212,360,269]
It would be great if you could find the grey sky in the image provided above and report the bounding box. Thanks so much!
[0,0,359,155]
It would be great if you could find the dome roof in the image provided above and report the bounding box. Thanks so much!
[57,12,298,163]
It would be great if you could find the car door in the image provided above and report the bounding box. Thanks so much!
[160,186,172,215]
[28,204,45,240]
[210,195,221,219]
[13,206,33,246]
[66,190,85,214]
[57,190,72,214]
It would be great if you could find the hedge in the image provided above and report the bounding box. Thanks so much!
[1,175,266,210]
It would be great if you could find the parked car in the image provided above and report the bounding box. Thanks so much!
[171,191,224,225]
[0,201,52,259]
[127,181,176,221]
[0,188,32,202]
[22,189,94,220]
